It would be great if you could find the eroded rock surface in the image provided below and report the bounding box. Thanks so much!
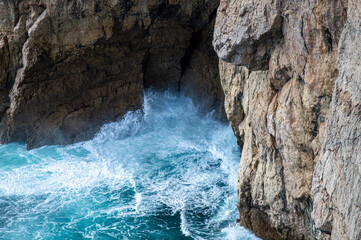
[214,0,359,239]
[312,1,361,239]
[0,0,223,149]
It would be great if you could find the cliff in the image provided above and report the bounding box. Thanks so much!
[0,0,224,149]
[0,0,360,239]
[214,0,360,239]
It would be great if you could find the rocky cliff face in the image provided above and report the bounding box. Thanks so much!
[1,0,360,239]
[214,0,360,239]
[0,0,224,149]
[312,2,361,239]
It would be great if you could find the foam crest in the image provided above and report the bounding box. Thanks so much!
[0,91,259,240]
[0,156,134,196]
[93,109,144,143]
[222,224,258,240]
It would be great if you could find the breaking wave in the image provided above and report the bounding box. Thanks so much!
[0,91,258,240]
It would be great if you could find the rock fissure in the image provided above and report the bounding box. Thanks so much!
[179,28,203,90]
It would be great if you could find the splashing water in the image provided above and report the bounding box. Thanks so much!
[0,91,259,240]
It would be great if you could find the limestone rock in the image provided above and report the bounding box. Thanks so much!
[0,0,223,149]
[213,0,283,70]
[215,0,351,239]
[312,1,361,239]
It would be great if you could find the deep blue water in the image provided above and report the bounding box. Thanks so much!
[0,92,259,240]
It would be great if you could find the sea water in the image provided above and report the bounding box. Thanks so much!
[0,91,259,240]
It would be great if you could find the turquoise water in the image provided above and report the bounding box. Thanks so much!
[0,92,259,240]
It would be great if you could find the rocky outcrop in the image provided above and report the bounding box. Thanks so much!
[0,0,224,149]
[214,0,360,239]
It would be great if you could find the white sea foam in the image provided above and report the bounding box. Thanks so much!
[181,209,191,236]
[222,223,258,240]
[0,91,259,240]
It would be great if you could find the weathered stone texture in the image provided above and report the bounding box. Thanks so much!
[213,0,283,70]
[312,1,361,239]
[0,0,224,149]
[214,0,356,239]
